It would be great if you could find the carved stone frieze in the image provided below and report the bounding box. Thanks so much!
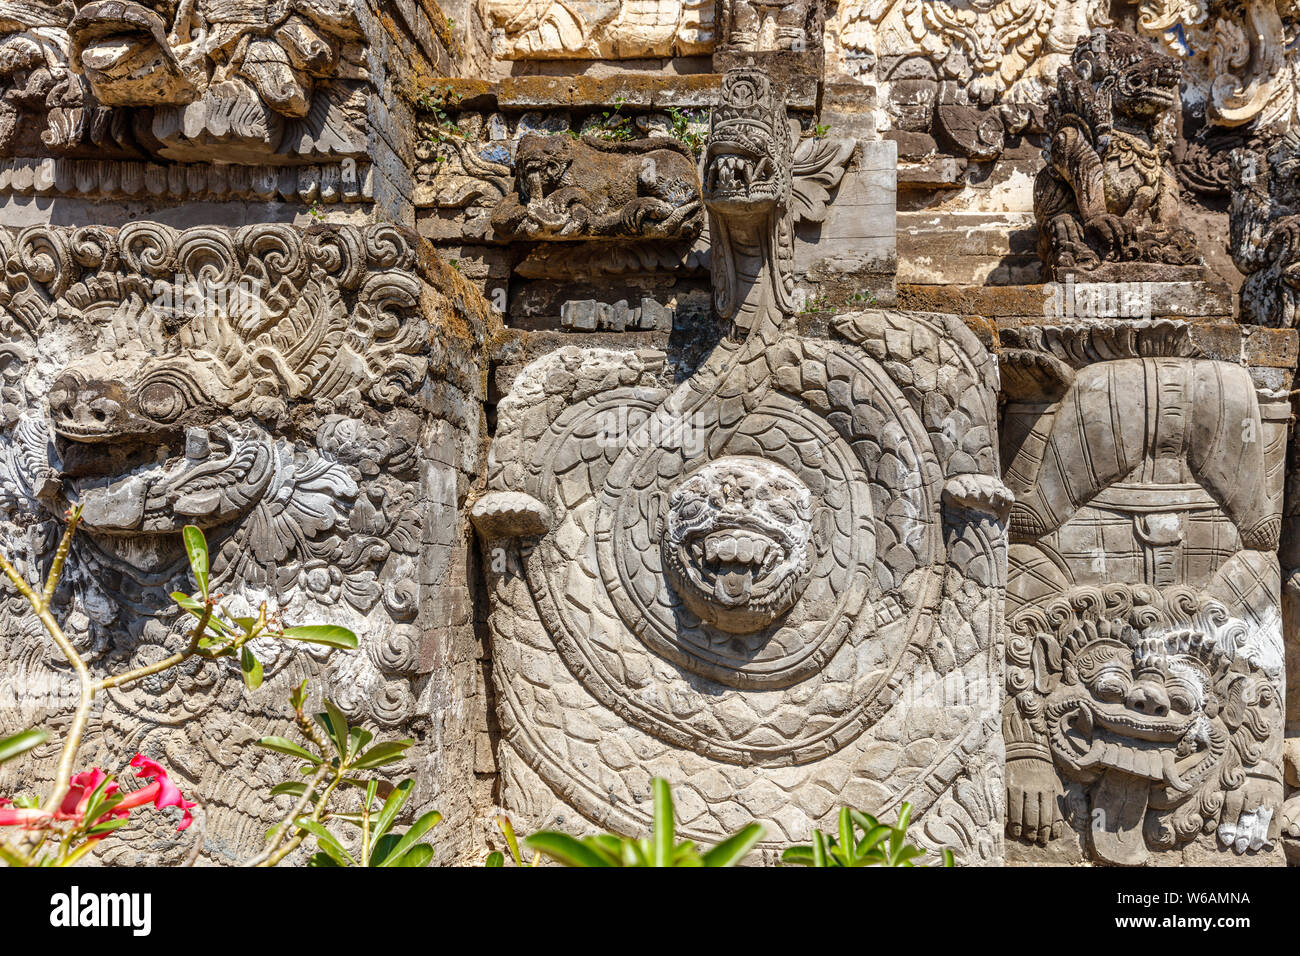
[1001,321,1289,865]
[0,0,369,163]
[483,0,715,59]
[472,68,1008,861]
[490,133,703,240]
[0,222,485,863]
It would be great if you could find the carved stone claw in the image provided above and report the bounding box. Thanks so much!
[470,491,552,540]
[942,474,1013,519]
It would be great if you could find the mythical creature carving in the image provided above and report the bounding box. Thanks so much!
[1034,29,1202,277]
[1001,322,1289,865]
[0,223,478,863]
[836,0,1106,101]
[473,68,1009,860]
[490,133,703,241]
[0,0,366,161]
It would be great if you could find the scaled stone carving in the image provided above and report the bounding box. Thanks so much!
[491,133,703,240]
[473,68,1009,860]
[0,0,367,162]
[1001,322,1288,865]
[485,0,714,59]
[0,223,480,863]
[1034,29,1202,277]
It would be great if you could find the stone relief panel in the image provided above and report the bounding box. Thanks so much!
[0,0,368,163]
[0,222,484,863]
[1000,321,1289,865]
[472,68,1009,861]
[482,0,714,59]
[1034,29,1203,279]
[490,133,703,240]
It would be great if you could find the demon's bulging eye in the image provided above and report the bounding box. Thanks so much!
[138,380,187,423]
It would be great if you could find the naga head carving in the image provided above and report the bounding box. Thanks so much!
[704,69,792,218]
[662,456,814,634]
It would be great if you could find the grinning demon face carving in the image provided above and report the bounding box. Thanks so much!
[1045,623,1227,796]
[1010,586,1284,865]
[662,457,814,633]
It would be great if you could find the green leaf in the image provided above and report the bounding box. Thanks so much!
[240,647,263,691]
[388,843,434,868]
[940,848,955,867]
[308,852,341,867]
[373,779,413,844]
[281,625,358,650]
[374,810,442,868]
[295,818,356,867]
[269,782,311,798]
[315,700,350,757]
[182,526,209,597]
[256,737,321,764]
[83,817,129,837]
[651,777,674,867]
[352,740,413,770]
[486,851,505,868]
[0,728,47,766]
[289,679,309,711]
[781,846,815,866]
[700,823,765,868]
[523,831,613,868]
[812,829,829,868]
[497,815,523,867]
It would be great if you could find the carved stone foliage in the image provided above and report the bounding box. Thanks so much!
[1034,30,1203,278]
[0,0,367,163]
[490,133,703,240]
[483,0,714,59]
[0,223,472,862]
[472,68,1008,861]
[1001,322,1288,865]
[836,0,1105,103]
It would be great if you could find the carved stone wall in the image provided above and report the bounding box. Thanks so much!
[0,222,491,863]
[471,68,1009,863]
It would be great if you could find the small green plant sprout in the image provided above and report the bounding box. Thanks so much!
[308,199,325,221]
[417,83,465,143]
[781,803,955,867]
[811,123,832,139]
[522,778,764,867]
[249,681,438,867]
[485,814,541,867]
[665,106,708,157]
[582,94,635,142]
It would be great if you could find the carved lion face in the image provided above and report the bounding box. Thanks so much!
[48,345,273,535]
[1074,30,1181,122]
[662,456,813,633]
